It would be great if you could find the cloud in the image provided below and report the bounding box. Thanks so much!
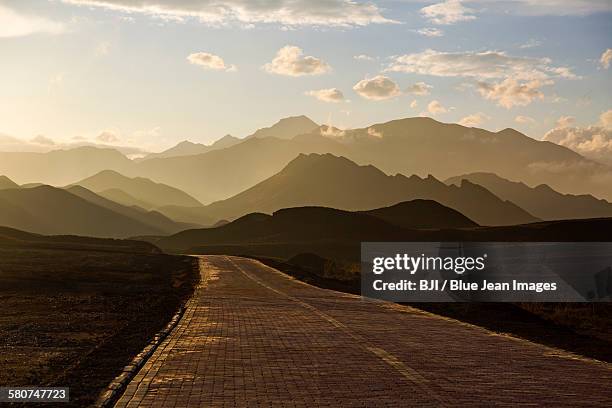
[494,0,612,16]
[94,41,111,57]
[477,78,547,109]
[367,127,384,138]
[0,5,64,38]
[427,100,447,115]
[543,110,612,165]
[519,39,542,49]
[353,75,401,100]
[458,112,488,127]
[420,0,476,25]
[31,135,56,146]
[556,115,575,128]
[410,100,418,108]
[515,115,535,124]
[386,49,577,81]
[96,130,120,143]
[354,54,374,61]
[263,46,330,76]
[187,52,237,72]
[60,0,395,28]
[306,88,345,103]
[406,81,432,96]
[414,27,444,37]
[600,49,612,69]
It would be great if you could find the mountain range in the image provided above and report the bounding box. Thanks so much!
[190,153,538,226]
[0,177,192,237]
[2,116,610,204]
[446,173,612,221]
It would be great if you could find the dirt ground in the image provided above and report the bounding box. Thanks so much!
[0,245,199,407]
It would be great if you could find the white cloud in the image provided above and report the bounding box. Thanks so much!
[96,130,120,143]
[386,49,577,81]
[60,0,395,27]
[477,78,548,109]
[515,115,535,124]
[600,49,612,69]
[31,135,56,146]
[556,115,576,128]
[263,46,330,77]
[494,0,612,16]
[187,52,236,72]
[354,54,374,61]
[519,39,542,49]
[367,127,384,138]
[420,0,476,25]
[410,100,418,108]
[0,5,64,38]
[406,82,433,96]
[306,88,345,103]
[543,110,612,165]
[458,112,488,127]
[415,27,444,37]
[427,100,447,115]
[94,41,111,57]
[353,75,401,100]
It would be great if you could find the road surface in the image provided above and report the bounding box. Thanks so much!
[115,255,612,407]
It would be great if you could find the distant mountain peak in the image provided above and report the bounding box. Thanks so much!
[0,175,19,190]
[249,115,319,140]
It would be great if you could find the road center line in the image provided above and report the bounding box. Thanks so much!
[226,256,447,406]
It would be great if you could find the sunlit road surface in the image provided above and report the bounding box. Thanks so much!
[115,255,612,407]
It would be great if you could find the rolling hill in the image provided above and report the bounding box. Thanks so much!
[196,153,537,226]
[156,205,612,258]
[74,170,202,209]
[0,185,173,238]
[446,173,612,221]
[362,200,477,229]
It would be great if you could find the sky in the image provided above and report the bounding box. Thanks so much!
[0,0,610,155]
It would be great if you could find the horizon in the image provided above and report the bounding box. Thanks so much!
[1,0,610,158]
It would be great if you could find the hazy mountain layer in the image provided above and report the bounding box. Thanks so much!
[74,170,202,208]
[446,172,612,221]
[0,186,168,237]
[196,153,537,226]
[0,176,19,190]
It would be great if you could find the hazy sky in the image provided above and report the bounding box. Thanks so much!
[0,0,610,153]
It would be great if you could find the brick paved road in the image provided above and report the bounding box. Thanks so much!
[115,255,612,407]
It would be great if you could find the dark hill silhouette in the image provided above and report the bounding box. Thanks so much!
[0,176,19,190]
[74,170,202,208]
[197,153,537,226]
[362,199,477,229]
[445,172,612,221]
[0,146,131,186]
[247,115,319,140]
[156,205,612,257]
[0,185,169,238]
[144,134,241,160]
[65,186,195,234]
[0,225,159,253]
[157,206,407,254]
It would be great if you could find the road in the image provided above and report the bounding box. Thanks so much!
[115,255,612,407]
